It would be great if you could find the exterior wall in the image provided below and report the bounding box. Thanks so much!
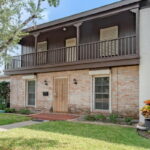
[111,66,139,118]
[10,66,139,118]
[36,70,92,113]
[139,7,150,122]
[10,75,26,109]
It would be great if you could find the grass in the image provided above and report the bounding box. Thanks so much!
[0,113,31,125]
[0,121,149,150]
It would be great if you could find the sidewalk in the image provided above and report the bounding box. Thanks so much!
[0,120,48,132]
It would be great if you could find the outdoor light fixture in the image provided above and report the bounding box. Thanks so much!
[63,27,67,31]
[73,79,78,85]
[44,80,48,86]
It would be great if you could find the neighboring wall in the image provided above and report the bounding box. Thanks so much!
[10,66,139,118]
[139,7,150,122]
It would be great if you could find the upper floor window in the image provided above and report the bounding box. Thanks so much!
[65,38,77,62]
[37,41,47,52]
[100,26,118,41]
[100,26,118,56]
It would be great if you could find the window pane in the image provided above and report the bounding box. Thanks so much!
[28,81,35,106]
[37,41,47,52]
[95,86,103,93]
[95,77,109,110]
[103,86,109,94]
[95,94,103,99]
[103,77,109,86]
[95,102,103,110]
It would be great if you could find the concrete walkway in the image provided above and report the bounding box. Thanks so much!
[0,120,48,132]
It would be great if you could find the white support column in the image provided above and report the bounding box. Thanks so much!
[74,22,82,46]
[139,7,150,123]
[74,22,82,61]
[33,33,40,65]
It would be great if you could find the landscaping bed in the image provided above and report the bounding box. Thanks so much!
[83,114,138,126]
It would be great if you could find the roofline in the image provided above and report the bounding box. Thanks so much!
[25,0,142,32]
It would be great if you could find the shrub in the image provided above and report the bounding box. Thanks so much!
[95,114,106,121]
[19,109,31,115]
[0,82,10,108]
[108,114,118,123]
[124,117,133,125]
[84,115,96,121]
[5,108,16,113]
[0,104,6,110]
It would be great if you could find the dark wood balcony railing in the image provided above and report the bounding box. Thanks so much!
[5,35,137,70]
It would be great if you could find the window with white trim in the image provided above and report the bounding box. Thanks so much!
[37,41,47,52]
[37,41,47,65]
[100,26,119,56]
[65,38,77,62]
[94,77,109,110]
[27,80,36,106]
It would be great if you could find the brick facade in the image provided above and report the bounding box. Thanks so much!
[111,66,139,118]
[10,66,139,118]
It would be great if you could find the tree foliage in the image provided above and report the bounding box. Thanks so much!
[0,0,60,63]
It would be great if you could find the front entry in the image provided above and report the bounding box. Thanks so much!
[53,78,68,112]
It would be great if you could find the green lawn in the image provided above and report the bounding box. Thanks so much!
[0,113,31,125]
[0,121,149,150]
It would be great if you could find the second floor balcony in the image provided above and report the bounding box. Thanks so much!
[5,35,139,74]
[4,6,140,75]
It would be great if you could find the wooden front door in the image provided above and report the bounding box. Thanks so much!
[53,78,68,112]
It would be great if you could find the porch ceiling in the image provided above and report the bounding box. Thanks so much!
[25,0,141,34]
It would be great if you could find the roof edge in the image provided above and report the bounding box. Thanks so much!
[25,0,142,32]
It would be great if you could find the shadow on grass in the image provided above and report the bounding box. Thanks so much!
[0,137,58,150]
[26,121,150,149]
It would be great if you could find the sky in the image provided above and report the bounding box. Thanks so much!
[1,0,120,74]
[37,0,120,25]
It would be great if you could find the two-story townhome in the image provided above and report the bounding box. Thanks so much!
[4,0,150,121]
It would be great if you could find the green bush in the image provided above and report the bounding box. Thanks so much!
[5,108,16,113]
[19,109,31,115]
[84,115,96,121]
[108,114,119,123]
[124,117,133,125]
[0,104,6,110]
[0,82,10,108]
[95,114,106,121]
